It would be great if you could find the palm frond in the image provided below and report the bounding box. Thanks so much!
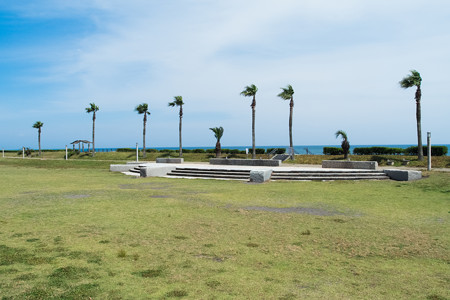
[86,102,99,113]
[32,121,43,129]
[168,96,184,107]
[240,84,258,97]
[335,130,348,140]
[277,84,294,100]
[135,103,149,114]
[209,126,224,141]
[399,70,422,89]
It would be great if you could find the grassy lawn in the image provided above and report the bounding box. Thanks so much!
[0,159,449,299]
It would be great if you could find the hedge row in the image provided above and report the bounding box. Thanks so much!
[116,147,284,154]
[403,146,448,156]
[353,147,404,155]
[325,146,448,156]
[323,147,343,155]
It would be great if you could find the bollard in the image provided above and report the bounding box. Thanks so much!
[427,132,431,171]
[65,145,68,160]
[136,143,139,162]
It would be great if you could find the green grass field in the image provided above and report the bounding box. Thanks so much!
[0,158,449,299]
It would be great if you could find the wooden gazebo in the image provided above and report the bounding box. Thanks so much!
[71,140,92,152]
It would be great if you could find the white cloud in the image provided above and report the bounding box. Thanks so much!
[1,0,449,148]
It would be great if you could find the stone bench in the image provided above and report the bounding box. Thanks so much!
[156,158,184,163]
[322,160,378,170]
[210,158,281,167]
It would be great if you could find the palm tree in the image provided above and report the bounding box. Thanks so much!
[32,121,44,156]
[135,103,151,158]
[209,126,224,158]
[278,84,295,159]
[399,70,423,161]
[240,84,258,159]
[168,96,184,157]
[335,130,350,159]
[85,103,99,157]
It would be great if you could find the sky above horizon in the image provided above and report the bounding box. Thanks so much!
[1,0,449,150]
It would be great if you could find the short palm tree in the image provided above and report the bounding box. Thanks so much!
[85,103,99,157]
[32,121,44,156]
[399,70,423,161]
[335,130,350,159]
[209,126,224,158]
[135,103,151,158]
[240,84,258,159]
[278,84,295,159]
[168,96,184,157]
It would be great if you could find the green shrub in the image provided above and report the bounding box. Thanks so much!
[192,149,205,153]
[116,148,134,152]
[323,147,343,155]
[146,149,158,153]
[353,147,404,155]
[255,148,265,154]
[403,146,448,156]
[206,149,215,154]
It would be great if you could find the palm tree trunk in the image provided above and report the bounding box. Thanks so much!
[416,86,423,161]
[179,106,183,157]
[143,114,147,158]
[289,97,294,159]
[251,96,256,159]
[38,128,41,156]
[92,113,96,157]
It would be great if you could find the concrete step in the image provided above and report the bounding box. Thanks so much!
[129,167,141,174]
[272,154,291,161]
[271,170,389,181]
[166,168,251,180]
[271,176,388,181]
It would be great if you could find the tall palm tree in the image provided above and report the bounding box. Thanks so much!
[168,96,184,157]
[278,84,295,159]
[335,130,350,159]
[240,84,258,159]
[85,103,99,157]
[209,126,224,158]
[32,121,44,156]
[400,70,423,161]
[135,103,151,158]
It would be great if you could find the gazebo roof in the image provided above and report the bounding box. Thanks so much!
[71,140,92,144]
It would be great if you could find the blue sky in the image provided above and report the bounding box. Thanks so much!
[0,0,449,150]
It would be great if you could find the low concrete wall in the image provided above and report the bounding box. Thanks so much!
[322,160,377,170]
[141,165,177,177]
[110,164,133,172]
[210,158,281,167]
[110,162,147,172]
[250,169,273,183]
[383,169,422,181]
[156,158,184,164]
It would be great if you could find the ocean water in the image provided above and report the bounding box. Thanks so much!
[90,144,449,156]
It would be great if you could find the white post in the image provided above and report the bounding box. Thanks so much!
[2,148,4,158]
[65,145,68,160]
[427,132,431,171]
[22,147,25,159]
[246,148,249,159]
[136,143,139,162]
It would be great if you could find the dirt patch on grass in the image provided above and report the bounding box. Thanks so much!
[244,206,345,216]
